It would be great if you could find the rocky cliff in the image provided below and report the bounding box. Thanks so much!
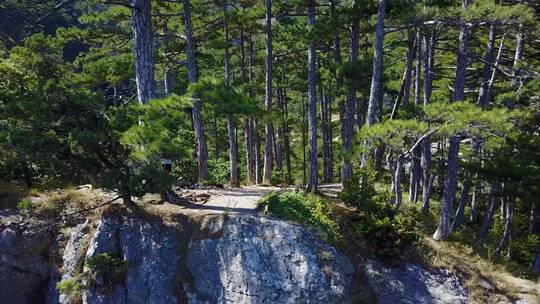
[0,205,354,304]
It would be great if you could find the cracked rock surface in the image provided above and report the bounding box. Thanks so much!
[187,216,354,304]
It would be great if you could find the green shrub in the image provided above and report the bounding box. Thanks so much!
[172,159,198,185]
[355,202,421,258]
[207,159,230,185]
[340,166,378,208]
[56,277,85,300]
[256,191,341,244]
[17,198,33,211]
[86,253,130,285]
[271,169,285,186]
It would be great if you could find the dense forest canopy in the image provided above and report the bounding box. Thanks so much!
[1,0,539,276]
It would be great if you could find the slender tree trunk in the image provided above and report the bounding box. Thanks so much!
[183,0,208,181]
[535,249,540,274]
[394,153,404,209]
[423,31,436,106]
[477,23,496,106]
[529,202,540,234]
[433,136,461,241]
[511,23,524,88]
[367,0,385,126]
[409,144,421,203]
[414,29,422,105]
[484,34,506,106]
[390,31,415,119]
[452,175,471,230]
[227,115,239,186]
[341,0,359,185]
[387,152,396,205]
[306,0,318,191]
[301,96,307,185]
[131,0,155,104]
[453,0,471,102]
[470,183,479,223]
[245,118,255,184]
[255,120,262,183]
[494,196,515,257]
[283,91,292,182]
[242,32,256,185]
[478,181,501,241]
[321,87,333,183]
[263,0,274,184]
[222,0,239,187]
[275,87,284,171]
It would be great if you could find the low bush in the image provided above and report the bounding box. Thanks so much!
[172,159,198,185]
[86,253,130,285]
[207,159,230,185]
[256,191,342,244]
[354,203,421,258]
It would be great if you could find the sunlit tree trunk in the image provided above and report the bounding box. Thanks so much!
[477,23,496,106]
[306,0,318,191]
[131,0,155,104]
[433,136,460,241]
[183,0,208,181]
[494,195,515,257]
[341,0,359,185]
[390,31,415,119]
[414,29,422,105]
[367,0,385,126]
[452,0,471,102]
[478,181,501,241]
[263,0,274,184]
[423,31,436,106]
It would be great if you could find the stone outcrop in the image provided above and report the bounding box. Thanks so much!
[364,260,468,304]
[0,220,53,303]
[28,208,354,304]
[187,216,353,303]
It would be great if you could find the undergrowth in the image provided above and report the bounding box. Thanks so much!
[256,191,342,244]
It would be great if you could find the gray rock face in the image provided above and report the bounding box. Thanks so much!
[187,216,354,304]
[82,216,185,304]
[0,220,52,304]
[0,211,353,304]
[364,260,468,304]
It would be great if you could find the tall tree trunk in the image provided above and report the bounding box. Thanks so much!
[494,195,515,257]
[478,181,501,241]
[477,23,496,106]
[275,87,284,171]
[255,120,262,183]
[341,0,359,185]
[452,174,471,230]
[131,0,155,104]
[243,31,256,185]
[306,0,318,191]
[321,89,333,183]
[414,29,422,105]
[263,0,274,184]
[409,144,421,203]
[394,153,404,209]
[484,34,506,106]
[390,31,415,119]
[367,0,385,126]
[421,136,433,213]
[433,136,461,241]
[183,0,208,181]
[301,96,307,185]
[452,0,471,102]
[245,118,255,184]
[529,202,540,234]
[423,31,436,106]
[222,0,239,187]
[283,90,292,182]
[511,23,524,88]
[470,183,479,223]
